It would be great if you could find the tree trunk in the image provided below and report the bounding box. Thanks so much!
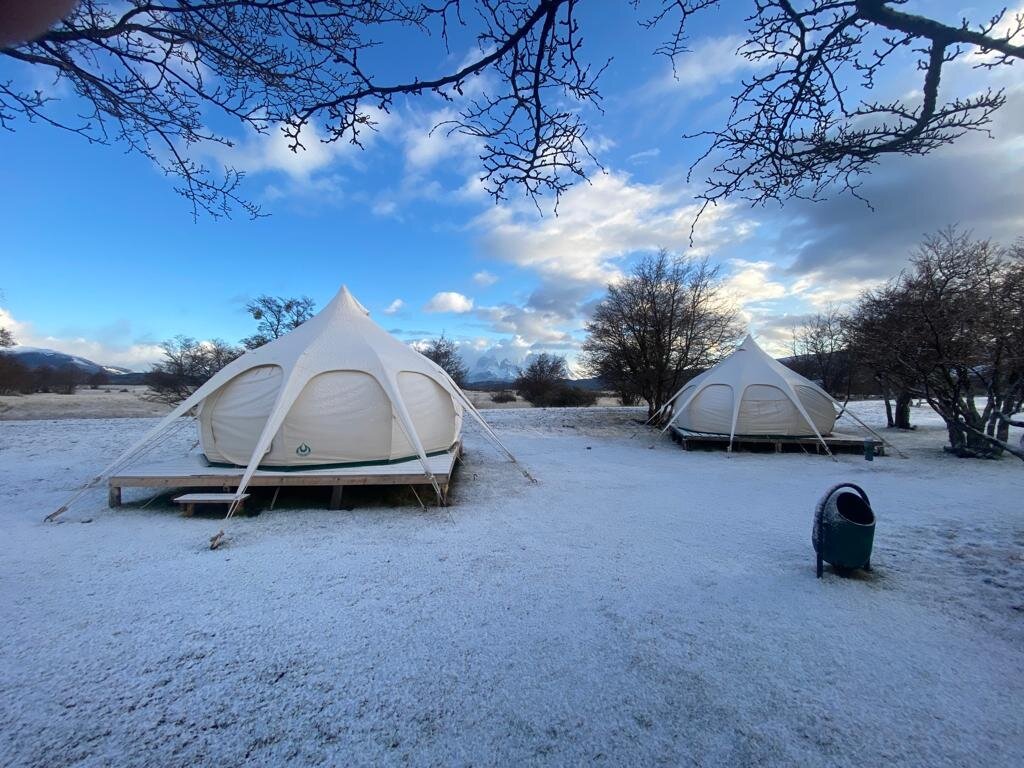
[945,420,1001,458]
[877,376,895,428]
[987,397,1015,443]
[894,391,913,430]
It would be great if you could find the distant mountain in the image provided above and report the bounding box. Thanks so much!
[466,354,521,384]
[0,347,145,381]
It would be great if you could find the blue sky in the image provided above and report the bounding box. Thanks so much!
[2,1,1022,372]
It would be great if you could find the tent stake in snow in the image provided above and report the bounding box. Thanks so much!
[47,414,197,522]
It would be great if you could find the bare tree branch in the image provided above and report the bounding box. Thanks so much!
[1,0,604,217]
[640,1,1024,228]
[2,2,1021,218]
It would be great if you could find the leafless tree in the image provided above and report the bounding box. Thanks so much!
[87,369,109,389]
[0,353,31,394]
[4,3,1019,218]
[420,334,468,388]
[839,309,914,429]
[51,364,83,394]
[514,352,595,406]
[648,1,1024,224]
[789,305,849,396]
[845,228,1024,460]
[145,335,242,404]
[582,250,742,419]
[31,365,57,393]
[242,295,316,349]
[515,352,567,399]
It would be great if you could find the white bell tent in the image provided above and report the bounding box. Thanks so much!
[658,335,839,453]
[49,286,527,521]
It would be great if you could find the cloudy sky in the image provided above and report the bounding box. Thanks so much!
[1,1,1022,373]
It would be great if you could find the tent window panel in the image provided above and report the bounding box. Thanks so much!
[736,385,804,436]
[276,371,393,464]
[795,385,838,435]
[203,365,283,465]
[670,385,696,419]
[680,384,734,434]
[391,372,459,458]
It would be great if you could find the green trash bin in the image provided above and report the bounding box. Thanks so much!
[813,483,876,578]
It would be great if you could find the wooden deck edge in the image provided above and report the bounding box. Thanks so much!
[108,442,462,505]
[669,426,884,455]
[108,473,453,488]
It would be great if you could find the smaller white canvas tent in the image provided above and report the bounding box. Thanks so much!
[48,286,528,522]
[659,335,838,453]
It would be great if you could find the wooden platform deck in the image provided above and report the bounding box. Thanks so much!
[108,442,462,508]
[669,427,882,456]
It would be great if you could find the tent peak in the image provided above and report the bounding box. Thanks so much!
[738,334,758,351]
[327,284,370,317]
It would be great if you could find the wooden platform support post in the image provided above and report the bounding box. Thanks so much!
[329,486,344,510]
[108,485,121,508]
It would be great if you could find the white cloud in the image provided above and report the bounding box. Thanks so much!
[211,106,397,186]
[722,260,787,304]
[475,304,576,346]
[218,122,346,180]
[646,35,760,100]
[627,148,661,164]
[790,272,879,309]
[372,200,398,217]
[0,307,164,370]
[474,170,751,287]
[454,174,490,202]
[350,104,487,217]
[424,292,474,313]
[401,106,481,173]
[383,299,404,315]
[472,271,498,287]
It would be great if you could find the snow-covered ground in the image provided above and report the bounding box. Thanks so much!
[0,386,168,421]
[1,403,1021,766]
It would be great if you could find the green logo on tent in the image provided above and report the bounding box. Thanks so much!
[296,443,311,457]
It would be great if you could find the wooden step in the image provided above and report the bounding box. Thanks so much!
[173,492,249,517]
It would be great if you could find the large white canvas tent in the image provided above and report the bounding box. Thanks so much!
[658,335,838,453]
[49,286,526,521]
